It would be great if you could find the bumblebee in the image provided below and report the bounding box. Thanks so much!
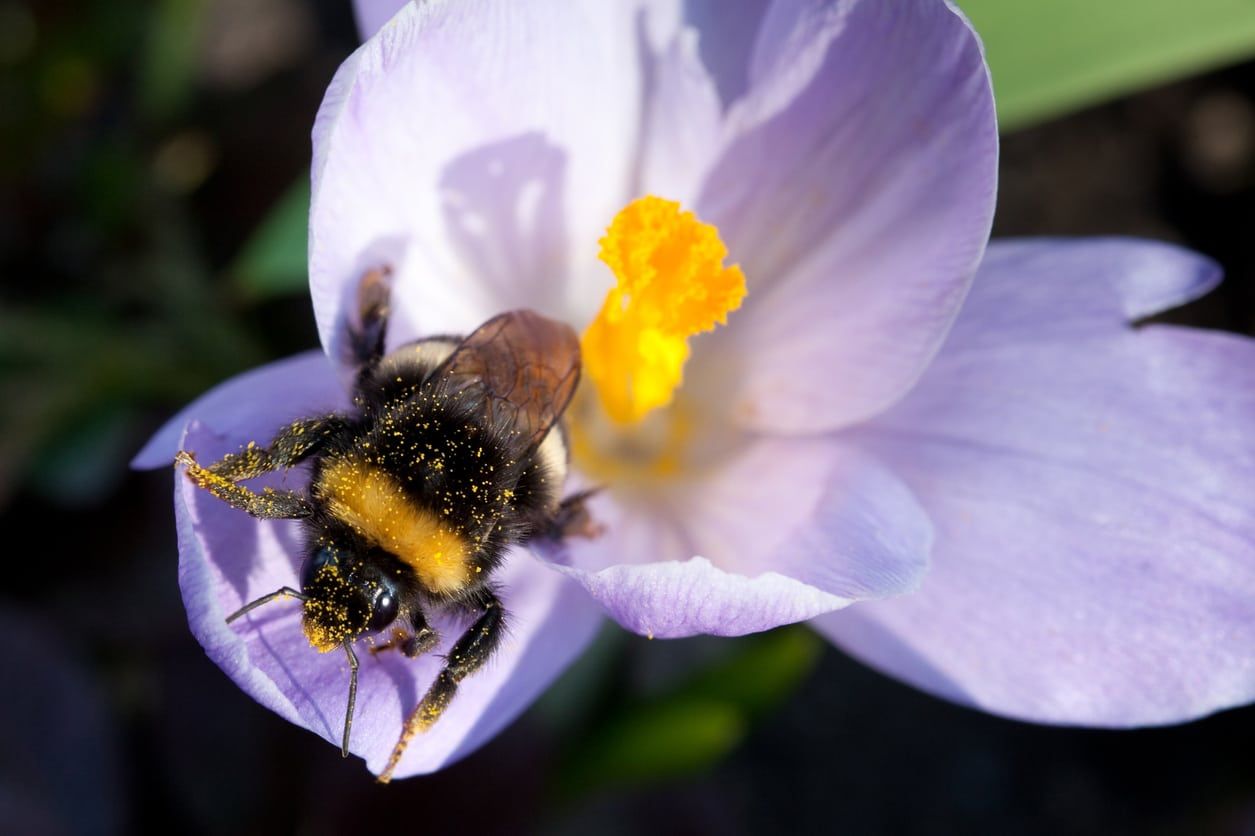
[175,271,583,782]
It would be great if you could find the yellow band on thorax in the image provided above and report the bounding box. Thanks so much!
[316,458,471,594]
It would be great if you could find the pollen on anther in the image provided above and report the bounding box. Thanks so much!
[582,195,745,425]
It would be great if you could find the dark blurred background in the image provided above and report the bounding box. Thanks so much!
[2,2,1254,834]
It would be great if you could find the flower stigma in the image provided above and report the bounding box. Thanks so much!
[574,196,746,487]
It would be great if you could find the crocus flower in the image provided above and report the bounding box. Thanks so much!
[135,0,1255,780]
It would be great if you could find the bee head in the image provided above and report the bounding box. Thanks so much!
[299,544,400,652]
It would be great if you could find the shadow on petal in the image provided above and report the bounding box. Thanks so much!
[438,133,570,315]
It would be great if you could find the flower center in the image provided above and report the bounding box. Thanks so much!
[573,196,745,486]
[581,196,746,425]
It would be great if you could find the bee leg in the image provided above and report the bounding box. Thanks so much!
[377,592,505,783]
[347,265,392,384]
[401,608,441,658]
[367,629,410,656]
[177,451,313,519]
[548,487,605,540]
[368,611,440,658]
[175,415,346,519]
[203,415,346,481]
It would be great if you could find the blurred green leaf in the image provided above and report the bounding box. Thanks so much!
[681,625,823,714]
[142,0,206,121]
[230,179,311,299]
[29,405,138,506]
[0,295,261,505]
[959,0,1255,131]
[561,699,745,799]
[557,628,821,800]
[533,626,630,734]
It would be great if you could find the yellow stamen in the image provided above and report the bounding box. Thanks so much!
[582,196,746,424]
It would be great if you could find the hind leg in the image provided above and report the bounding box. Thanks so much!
[548,488,605,539]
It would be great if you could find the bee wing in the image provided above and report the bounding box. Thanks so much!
[431,310,581,449]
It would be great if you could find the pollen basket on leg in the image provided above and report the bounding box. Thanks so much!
[582,196,746,425]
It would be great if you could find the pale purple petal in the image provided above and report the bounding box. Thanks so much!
[177,420,603,779]
[817,239,1255,726]
[694,0,997,434]
[681,0,772,107]
[635,24,723,204]
[131,351,344,469]
[923,237,1222,346]
[544,437,931,637]
[352,0,407,40]
[310,1,656,364]
[352,1,768,111]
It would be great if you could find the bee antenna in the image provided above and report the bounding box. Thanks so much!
[341,641,359,758]
[225,586,307,623]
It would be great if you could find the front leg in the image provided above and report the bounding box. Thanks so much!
[176,415,344,520]
[203,415,347,481]
[378,590,506,783]
[177,452,312,519]
[369,609,441,658]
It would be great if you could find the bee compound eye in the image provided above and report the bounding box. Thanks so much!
[366,585,399,633]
